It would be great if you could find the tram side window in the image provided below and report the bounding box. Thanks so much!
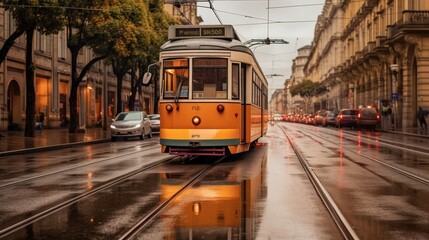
[162,59,189,99]
[232,63,239,99]
[252,70,262,107]
[192,58,228,99]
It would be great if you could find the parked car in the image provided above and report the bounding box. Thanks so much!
[305,114,316,125]
[110,111,152,141]
[335,109,358,129]
[148,114,160,134]
[273,113,283,121]
[357,106,379,131]
[322,111,338,127]
[314,110,326,126]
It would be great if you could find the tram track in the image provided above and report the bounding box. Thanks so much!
[0,140,159,178]
[0,144,160,189]
[117,156,227,240]
[285,124,429,186]
[304,124,429,156]
[317,126,429,155]
[278,126,359,240]
[0,155,179,239]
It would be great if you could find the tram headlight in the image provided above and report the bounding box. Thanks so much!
[166,104,173,112]
[192,202,201,215]
[217,104,225,113]
[192,116,201,126]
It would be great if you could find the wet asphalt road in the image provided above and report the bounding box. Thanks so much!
[281,122,429,240]
[2,122,428,239]
[0,128,342,239]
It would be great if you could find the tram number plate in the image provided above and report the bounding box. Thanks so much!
[175,27,226,38]
[201,28,225,37]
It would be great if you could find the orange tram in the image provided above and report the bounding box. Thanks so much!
[156,25,268,156]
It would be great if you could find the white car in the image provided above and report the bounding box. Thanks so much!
[273,113,282,121]
[148,114,160,134]
[110,111,152,141]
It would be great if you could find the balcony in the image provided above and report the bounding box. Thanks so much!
[388,11,429,39]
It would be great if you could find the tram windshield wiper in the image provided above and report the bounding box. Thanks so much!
[174,79,185,104]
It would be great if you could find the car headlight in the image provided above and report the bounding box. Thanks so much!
[135,123,141,128]
[110,125,116,129]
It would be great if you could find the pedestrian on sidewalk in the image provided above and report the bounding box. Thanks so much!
[380,100,392,130]
[36,112,44,130]
[417,107,427,129]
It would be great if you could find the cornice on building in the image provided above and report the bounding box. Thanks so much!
[341,0,380,40]
[386,10,429,42]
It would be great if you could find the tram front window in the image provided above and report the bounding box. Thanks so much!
[162,59,189,99]
[192,58,228,99]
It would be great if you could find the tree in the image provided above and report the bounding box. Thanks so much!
[122,0,176,113]
[289,79,327,113]
[2,0,65,137]
[105,0,151,114]
[63,0,122,133]
[137,0,176,114]
[0,28,24,65]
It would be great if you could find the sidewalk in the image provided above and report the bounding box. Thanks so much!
[0,128,110,156]
[384,126,429,138]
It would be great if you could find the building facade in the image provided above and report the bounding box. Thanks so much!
[0,2,199,132]
[269,89,284,116]
[301,0,429,129]
[288,45,312,114]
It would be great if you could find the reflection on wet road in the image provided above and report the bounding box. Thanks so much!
[282,122,429,239]
[7,121,427,239]
[0,129,345,239]
[137,130,342,239]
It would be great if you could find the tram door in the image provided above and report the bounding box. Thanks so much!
[241,64,247,143]
[233,62,245,143]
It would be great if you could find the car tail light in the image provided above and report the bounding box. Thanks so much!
[377,114,380,120]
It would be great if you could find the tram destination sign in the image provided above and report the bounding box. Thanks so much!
[169,25,237,40]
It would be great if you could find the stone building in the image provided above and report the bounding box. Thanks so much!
[0,1,200,131]
[288,45,311,114]
[269,89,284,116]
[302,0,429,129]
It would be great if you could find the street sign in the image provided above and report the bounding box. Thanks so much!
[391,92,398,100]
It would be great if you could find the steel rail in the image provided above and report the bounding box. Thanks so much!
[288,124,429,186]
[0,156,177,239]
[307,125,429,155]
[0,144,160,189]
[0,140,157,179]
[117,156,227,240]
[279,126,360,240]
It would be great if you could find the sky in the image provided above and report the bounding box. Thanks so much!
[195,0,325,97]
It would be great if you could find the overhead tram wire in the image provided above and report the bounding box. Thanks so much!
[197,5,317,26]
[165,0,193,24]
[197,5,267,21]
[268,3,325,9]
[207,0,223,25]
[242,0,289,49]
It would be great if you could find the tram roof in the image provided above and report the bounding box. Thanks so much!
[161,25,252,54]
[160,38,253,55]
